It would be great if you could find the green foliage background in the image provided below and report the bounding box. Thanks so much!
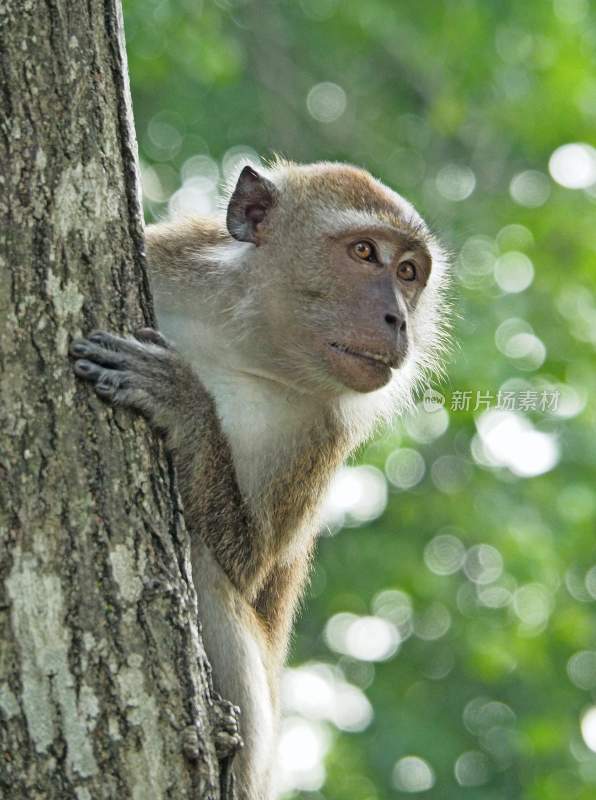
[123,1,596,797]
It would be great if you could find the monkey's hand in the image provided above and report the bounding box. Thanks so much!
[70,329,200,437]
[71,329,264,595]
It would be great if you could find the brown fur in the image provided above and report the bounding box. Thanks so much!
[145,218,228,283]
[279,161,428,240]
[170,380,348,653]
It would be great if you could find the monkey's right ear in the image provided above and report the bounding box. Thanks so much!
[226,166,277,245]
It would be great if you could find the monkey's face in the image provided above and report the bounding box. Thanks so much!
[262,224,433,395]
[244,203,436,397]
[227,163,444,398]
[313,230,432,393]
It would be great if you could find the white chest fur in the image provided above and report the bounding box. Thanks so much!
[192,359,318,502]
[195,361,330,566]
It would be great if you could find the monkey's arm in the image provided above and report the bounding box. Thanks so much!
[69,329,272,597]
[71,329,291,799]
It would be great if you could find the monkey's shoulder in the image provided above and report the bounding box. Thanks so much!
[145,216,230,273]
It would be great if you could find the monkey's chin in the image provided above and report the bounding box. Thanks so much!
[325,344,393,394]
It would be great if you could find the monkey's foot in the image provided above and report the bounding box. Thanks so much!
[181,725,202,762]
[210,695,243,760]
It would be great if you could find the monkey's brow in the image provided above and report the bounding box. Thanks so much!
[329,221,428,249]
[402,234,431,253]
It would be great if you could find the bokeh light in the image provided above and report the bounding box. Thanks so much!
[454,751,491,787]
[464,544,504,585]
[392,756,435,793]
[320,465,388,530]
[494,251,534,293]
[404,404,449,443]
[435,164,476,201]
[325,613,400,662]
[276,717,330,793]
[306,82,347,123]
[549,143,596,188]
[509,170,551,207]
[512,583,553,631]
[125,2,596,795]
[581,708,596,753]
[414,602,452,640]
[424,533,466,575]
[474,410,559,477]
[281,663,373,732]
[567,652,596,690]
[385,448,425,489]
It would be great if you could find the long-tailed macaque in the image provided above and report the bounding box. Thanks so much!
[71,160,449,799]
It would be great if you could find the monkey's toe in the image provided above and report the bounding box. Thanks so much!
[211,697,243,759]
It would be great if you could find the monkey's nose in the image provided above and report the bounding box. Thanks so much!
[384,312,407,334]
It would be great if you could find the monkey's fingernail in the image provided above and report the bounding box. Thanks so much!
[71,342,88,356]
[74,359,93,375]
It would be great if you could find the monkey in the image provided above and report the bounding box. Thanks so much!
[70,159,449,799]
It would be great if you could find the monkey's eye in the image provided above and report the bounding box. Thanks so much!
[350,240,378,263]
[397,260,417,282]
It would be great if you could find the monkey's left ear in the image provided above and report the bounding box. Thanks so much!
[226,165,277,245]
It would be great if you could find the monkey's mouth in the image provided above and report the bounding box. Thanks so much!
[329,342,399,369]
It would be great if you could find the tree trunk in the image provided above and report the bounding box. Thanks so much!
[0,3,231,797]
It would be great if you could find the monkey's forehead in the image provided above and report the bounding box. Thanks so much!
[271,161,423,231]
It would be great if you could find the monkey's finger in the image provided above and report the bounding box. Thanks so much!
[73,359,109,384]
[86,329,171,359]
[70,339,130,370]
[95,369,130,400]
[73,359,134,401]
[134,327,172,349]
[87,330,144,352]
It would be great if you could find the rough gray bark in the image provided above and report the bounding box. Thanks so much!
[0,2,232,797]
